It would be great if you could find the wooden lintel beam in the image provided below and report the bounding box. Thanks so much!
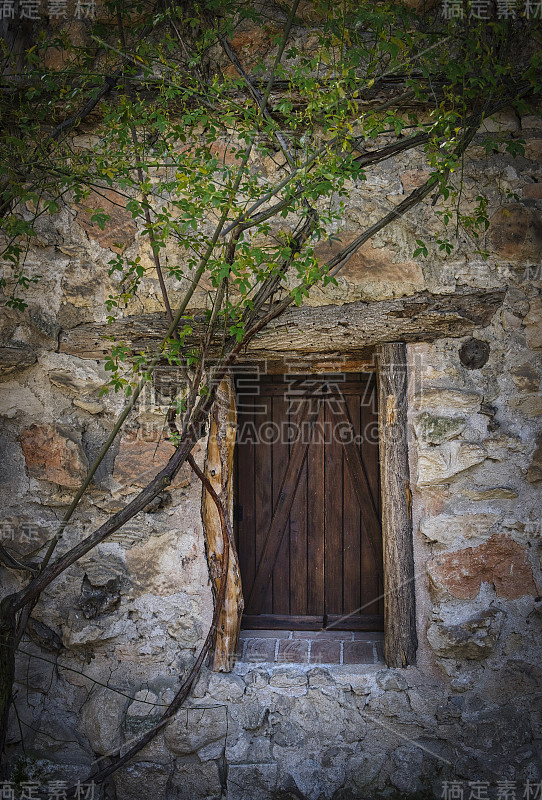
[58,288,505,362]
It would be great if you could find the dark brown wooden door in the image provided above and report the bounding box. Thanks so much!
[235,372,383,631]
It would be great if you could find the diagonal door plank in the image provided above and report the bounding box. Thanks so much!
[331,399,384,572]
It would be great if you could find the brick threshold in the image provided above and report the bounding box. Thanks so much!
[235,630,385,666]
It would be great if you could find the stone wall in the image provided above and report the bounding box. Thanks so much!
[0,103,541,799]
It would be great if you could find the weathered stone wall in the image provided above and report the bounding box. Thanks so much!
[0,103,541,798]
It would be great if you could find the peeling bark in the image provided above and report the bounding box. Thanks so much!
[377,342,417,668]
[202,377,243,672]
[59,289,505,362]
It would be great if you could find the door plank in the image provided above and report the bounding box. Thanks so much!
[247,398,321,614]
[307,403,325,616]
[361,373,382,614]
[254,394,273,613]
[343,393,362,616]
[272,393,290,615]
[236,396,256,597]
[332,400,384,571]
[242,613,383,630]
[290,396,308,615]
[324,396,344,616]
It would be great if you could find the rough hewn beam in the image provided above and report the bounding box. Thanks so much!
[377,342,417,668]
[59,288,505,362]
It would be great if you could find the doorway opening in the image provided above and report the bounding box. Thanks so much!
[233,371,384,634]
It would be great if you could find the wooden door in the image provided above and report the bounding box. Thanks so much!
[235,372,384,631]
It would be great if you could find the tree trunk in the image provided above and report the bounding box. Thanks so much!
[202,376,244,671]
[377,342,417,668]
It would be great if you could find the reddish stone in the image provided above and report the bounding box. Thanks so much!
[113,430,190,489]
[314,236,423,290]
[76,188,136,253]
[523,183,542,200]
[209,141,239,167]
[19,423,88,487]
[400,169,431,193]
[427,534,537,600]
[224,26,275,77]
[527,435,542,485]
[487,204,542,261]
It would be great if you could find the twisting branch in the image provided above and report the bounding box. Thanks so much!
[68,452,232,791]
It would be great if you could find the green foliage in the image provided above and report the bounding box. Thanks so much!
[0,0,540,408]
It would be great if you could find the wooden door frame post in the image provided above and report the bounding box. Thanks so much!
[202,375,244,671]
[377,342,417,667]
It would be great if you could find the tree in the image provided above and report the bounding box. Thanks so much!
[0,0,540,788]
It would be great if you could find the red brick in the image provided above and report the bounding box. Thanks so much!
[309,640,340,664]
[293,630,346,640]
[277,639,308,664]
[375,641,385,663]
[343,641,374,664]
[243,638,277,663]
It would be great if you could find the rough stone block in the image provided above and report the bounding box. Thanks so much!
[524,297,542,350]
[269,669,307,689]
[464,487,518,500]
[420,513,498,546]
[414,412,467,445]
[314,236,425,301]
[487,205,542,262]
[226,762,278,800]
[80,686,127,755]
[114,762,171,800]
[164,705,228,755]
[527,434,542,484]
[417,441,487,486]
[427,608,505,659]
[76,188,136,253]
[113,431,188,489]
[412,388,482,413]
[207,673,245,702]
[168,761,222,799]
